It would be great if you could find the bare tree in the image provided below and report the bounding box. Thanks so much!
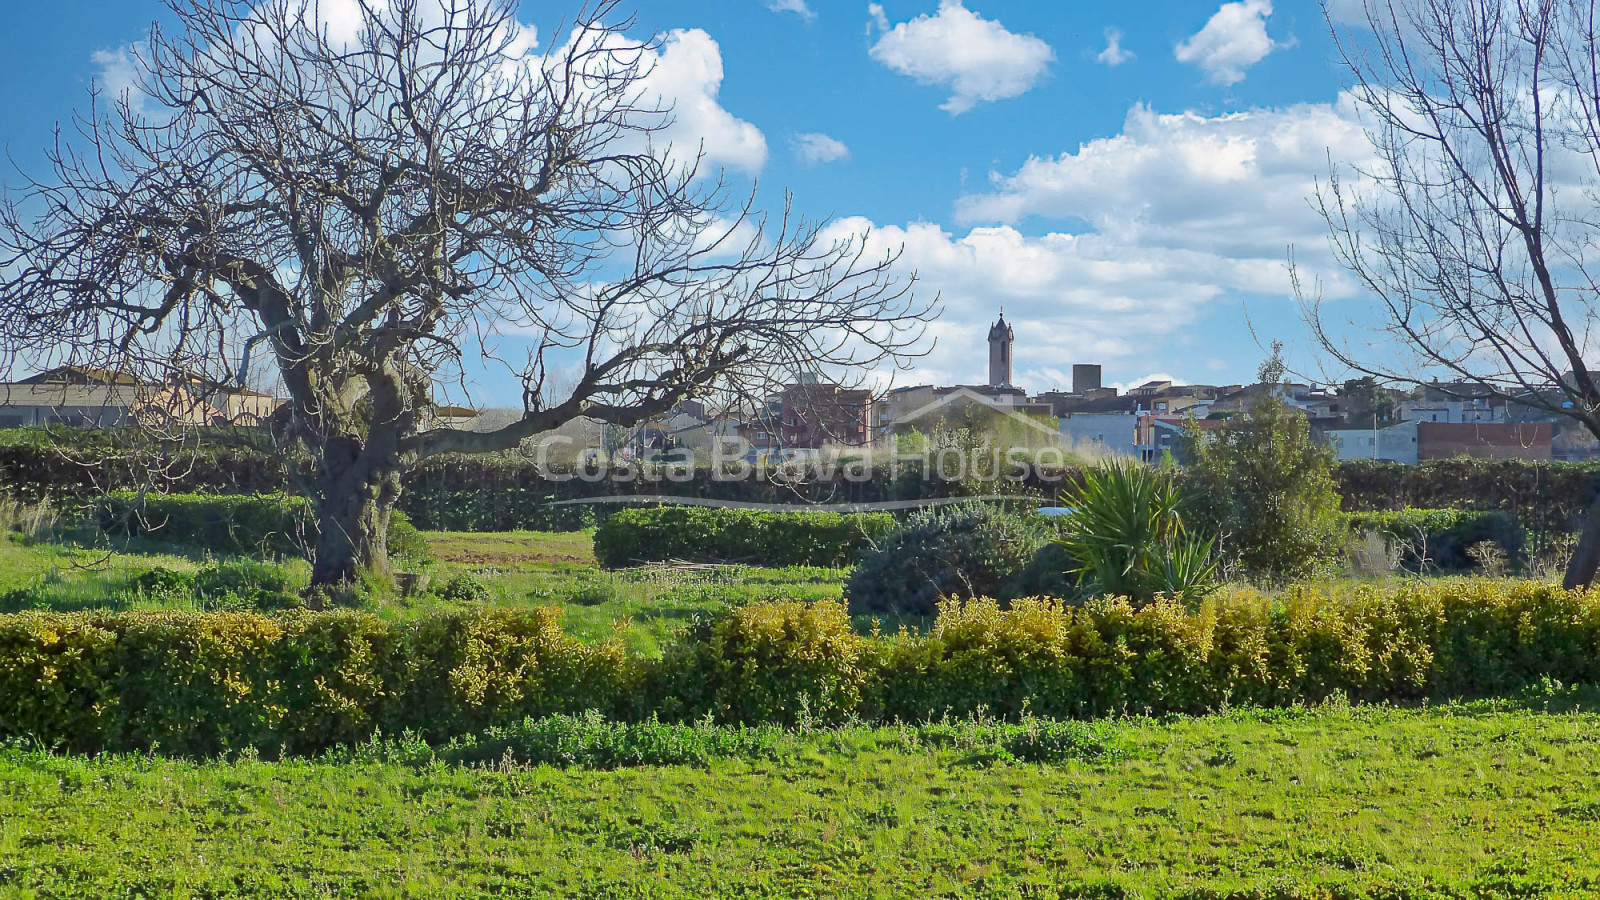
[1301,0,1600,587]
[0,0,932,592]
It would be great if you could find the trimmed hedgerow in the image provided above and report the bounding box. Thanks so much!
[95,491,429,561]
[4,581,1600,755]
[1341,508,1524,571]
[592,506,895,569]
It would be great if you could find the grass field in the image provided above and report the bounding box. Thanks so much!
[2,699,1598,898]
[5,526,1600,897]
[0,528,849,652]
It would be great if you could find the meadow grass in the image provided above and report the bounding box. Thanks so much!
[1,699,1597,897]
[0,528,850,653]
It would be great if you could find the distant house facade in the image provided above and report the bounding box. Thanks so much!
[0,366,278,429]
[1057,412,1138,457]
[1327,422,1420,465]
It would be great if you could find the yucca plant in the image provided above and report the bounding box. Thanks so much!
[1057,459,1219,607]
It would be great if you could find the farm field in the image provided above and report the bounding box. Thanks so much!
[1,700,1598,898]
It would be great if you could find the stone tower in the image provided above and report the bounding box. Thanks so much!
[987,313,1014,387]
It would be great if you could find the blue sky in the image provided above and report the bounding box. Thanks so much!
[0,0,1373,402]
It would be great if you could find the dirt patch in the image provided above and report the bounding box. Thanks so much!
[426,534,595,567]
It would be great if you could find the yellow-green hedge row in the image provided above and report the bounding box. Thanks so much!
[4,580,1600,754]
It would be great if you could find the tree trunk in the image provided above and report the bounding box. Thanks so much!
[308,434,402,594]
[1563,487,1600,589]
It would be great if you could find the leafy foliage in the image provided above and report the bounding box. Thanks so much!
[436,574,492,605]
[1055,460,1218,606]
[845,504,1053,617]
[1342,508,1525,571]
[593,506,895,569]
[1185,394,1343,580]
[8,580,1600,753]
[96,492,428,563]
[648,599,872,727]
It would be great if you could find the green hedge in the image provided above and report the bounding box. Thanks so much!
[1341,508,1525,570]
[5,581,1600,754]
[592,506,897,568]
[95,491,428,559]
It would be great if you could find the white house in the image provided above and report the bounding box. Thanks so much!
[1326,421,1420,465]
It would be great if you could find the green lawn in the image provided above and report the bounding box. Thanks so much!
[0,529,849,654]
[1,700,1597,898]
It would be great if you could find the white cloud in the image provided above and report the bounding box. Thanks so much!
[816,98,1380,388]
[1096,27,1135,66]
[1175,0,1284,86]
[91,46,146,113]
[792,132,850,166]
[767,0,816,20]
[955,99,1375,261]
[638,29,768,175]
[866,0,1055,114]
[1325,0,1373,25]
[819,218,1270,388]
[1110,373,1186,393]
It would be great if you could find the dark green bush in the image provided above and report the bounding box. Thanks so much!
[1184,395,1343,580]
[999,541,1077,602]
[593,505,895,568]
[99,492,311,555]
[97,492,429,562]
[129,567,197,602]
[193,559,302,611]
[437,573,492,604]
[1342,508,1524,571]
[385,510,431,563]
[846,504,1051,618]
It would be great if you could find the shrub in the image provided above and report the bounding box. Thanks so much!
[426,711,789,769]
[437,573,492,604]
[385,510,431,563]
[98,492,311,555]
[593,505,895,569]
[1056,460,1218,606]
[193,559,302,611]
[1341,508,1524,571]
[846,504,1052,618]
[1184,394,1344,580]
[97,491,429,562]
[999,541,1077,602]
[5,583,1600,754]
[129,567,197,602]
[646,599,872,726]
[392,607,633,739]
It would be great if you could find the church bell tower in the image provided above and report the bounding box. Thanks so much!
[987,312,1014,387]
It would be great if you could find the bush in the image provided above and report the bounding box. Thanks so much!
[1056,460,1217,606]
[593,505,895,569]
[1341,508,1524,571]
[0,606,629,755]
[385,510,431,563]
[193,559,302,611]
[846,504,1052,618]
[97,492,429,562]
[98,492,312,555]
[7,583,1600,754]
[647,600,872,726]
[1185,395,1344,580]
[437,574,492,604]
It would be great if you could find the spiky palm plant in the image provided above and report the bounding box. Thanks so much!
[1057,459,1218,607]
